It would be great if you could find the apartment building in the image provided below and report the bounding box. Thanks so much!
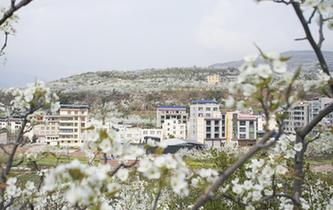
[225,112,258,146]
[188,100,225,147]
[58,104,89,147]
[33,115,59,145]
[207,74,220,85]
[308,97,333,126]
[113,125,142,144]
[142,128,163,143]
[156,105,188,127]
[162,119,186,139]
[0,117,23,133]
[112,125,163,144]
[284,102,309,133]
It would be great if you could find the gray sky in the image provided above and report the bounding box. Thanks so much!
[0,0,332,87]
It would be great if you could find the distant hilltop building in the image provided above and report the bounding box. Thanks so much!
[207,74,220,85]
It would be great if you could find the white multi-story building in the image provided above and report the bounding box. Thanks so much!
[284,102,309,133]
[0,117,23,133]
[188,100,224,147]
[162,119,186,139]
[142,128,163,143]
[308,97,333,126]
[112,125,163,144]
[156,106,188,128]
[113,125,142,144]
[58,104,89,147]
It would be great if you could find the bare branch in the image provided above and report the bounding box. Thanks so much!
[307,7,317,24]
[291,2,333,93]
[294,37,307,41]
[109,159,138,177]
[297,102,333,138]
[0,32,9,56]
[317,12,325,49]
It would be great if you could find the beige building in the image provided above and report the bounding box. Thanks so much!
[188,100,224,147]
[207,74,220,85]
[162,119,186,139]
[58,104,89,147]
[225,112,258,146]
[33,115,60,145]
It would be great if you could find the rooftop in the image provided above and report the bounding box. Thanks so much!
[157,105,187,109]
[191,100,218,105]
[60,104,89,109]
[237,113,257,120]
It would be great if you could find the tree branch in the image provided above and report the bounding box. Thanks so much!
[0,0,34,27]
[191,131,275,210]
[152,187,162,210]
[0,32,9,56]
[291,2,333,93]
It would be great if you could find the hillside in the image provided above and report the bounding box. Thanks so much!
[209,50,333,72]
[44,50,330,120]
[48,67,235,94]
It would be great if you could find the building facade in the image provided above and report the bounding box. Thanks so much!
[225,112,258,146]
[308,97,333,126]
[58,104,89,147]
[162,119,186,139]
[188,100,225,147]
[207,74,220,85]
[284,102,309,133]
[156,106,188,128]
[33,115,60,145]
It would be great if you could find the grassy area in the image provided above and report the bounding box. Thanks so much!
[186,159,216,169]
[307,159,333,166]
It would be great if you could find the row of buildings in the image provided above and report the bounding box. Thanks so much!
[0,104,89,147]
[0,97,332,148]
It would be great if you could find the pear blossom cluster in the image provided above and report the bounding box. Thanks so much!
[297,0,333,30]
[6,81,60,116]
[224,51,297,115]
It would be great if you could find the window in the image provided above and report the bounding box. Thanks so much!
[206,107,211,111]
[198,107,203,111]
[239,121,246,126]
[240,127,246,132]
[239,134,246,139]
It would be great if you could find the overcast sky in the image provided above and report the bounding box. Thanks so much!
[0,0,332,87]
